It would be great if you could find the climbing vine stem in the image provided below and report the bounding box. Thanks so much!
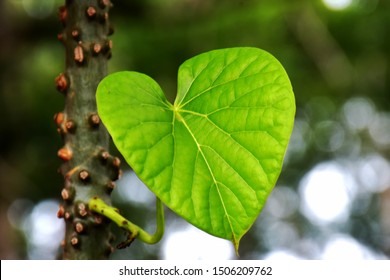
[88,196,165,247]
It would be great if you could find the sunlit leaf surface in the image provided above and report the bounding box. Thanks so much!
[97,48,295,251]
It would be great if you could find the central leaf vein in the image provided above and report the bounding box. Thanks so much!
[176,111,236,239]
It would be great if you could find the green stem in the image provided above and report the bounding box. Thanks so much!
[88,196,164,247]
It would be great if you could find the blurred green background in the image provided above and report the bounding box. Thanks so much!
[1,0,389,259]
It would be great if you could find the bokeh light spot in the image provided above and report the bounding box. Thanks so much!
[299,162,356,224]
[369,112,390,147]
[161,225,234,260]
[322,0,353,10]
[321,234,383,259]
[342,97,375,132]
[265,186,299,219]
[113,171,155,206]
[313,121,346,152]
[22,200,64,259]
[355,154,390,193]
[263,249,302,260]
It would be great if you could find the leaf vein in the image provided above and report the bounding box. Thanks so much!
[178,113,236,239]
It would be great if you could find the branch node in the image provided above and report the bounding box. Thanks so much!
[54,112,65,126]
[75,222,86,233]
[61,188,71,201]
[65,120,77,133]
[99,150,110,161]
[112,157,121,167]
[92,43,102,55]
[79,170,90,182]
[74,44,85,64]
[71,28,81,40]
[58,146,73,161]
[57,204,65,218]
[70,236,79,247]
[88,113,100,127]
[86,6,97,18]
[55,73,69,93]
[62,185,75,201]
[64,211,72,220]
[93,214,103,225]
[77,202,88,217]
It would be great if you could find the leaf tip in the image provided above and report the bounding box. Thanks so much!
[232,236,241,257]
[234,243,240,257]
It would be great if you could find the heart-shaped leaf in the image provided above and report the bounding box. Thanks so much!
[97,47,295,252]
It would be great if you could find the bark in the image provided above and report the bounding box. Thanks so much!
[55,0,120,259]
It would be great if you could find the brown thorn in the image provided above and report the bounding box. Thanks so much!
[65,120,76,133]
[54,112,65,126]
[107,40,113,49]
[86,6,97,18]
[77,203,88,217]
[58,146,73,161]
[92,43,102,55]
[70,236,79,247]
[61,188,70,200]
[71,29,80,40]
[112,157,121,167]
[64,211,72,220]
[75,222,85,233]
[74,45,84,63]
[79,170,90,182]
[57,205,65,218]
[55,73,68,93]
[88,113,100,127]
[94,215,103,225]
[100,151,110,161]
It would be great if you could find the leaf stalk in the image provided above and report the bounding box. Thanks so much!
[88,196,164,247]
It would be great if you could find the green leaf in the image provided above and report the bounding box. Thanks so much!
[97,47,295,252]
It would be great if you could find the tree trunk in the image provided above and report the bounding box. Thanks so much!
[55,0,119,259]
